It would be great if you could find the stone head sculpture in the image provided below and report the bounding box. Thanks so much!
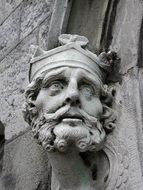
[23,34,117,189]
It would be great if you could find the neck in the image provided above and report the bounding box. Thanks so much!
[48,147,96,190]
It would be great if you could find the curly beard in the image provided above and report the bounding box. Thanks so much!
[31,105,106,153]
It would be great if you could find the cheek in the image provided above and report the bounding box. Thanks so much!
[35,90,64,114]
[81,97,103,117]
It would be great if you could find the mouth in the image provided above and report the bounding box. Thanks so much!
[59,113,84,125]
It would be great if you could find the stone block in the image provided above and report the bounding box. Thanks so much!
[111,0,143,74]
[0,0,22,25]
[0,131,51,190]
[0,31,38,140]
[20,0,55,40]
[0,5,21,61]
[120,68,143,181]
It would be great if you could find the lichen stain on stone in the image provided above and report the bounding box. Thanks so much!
[75,162,90,187]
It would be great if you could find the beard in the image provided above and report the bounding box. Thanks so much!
[32,104,106,153]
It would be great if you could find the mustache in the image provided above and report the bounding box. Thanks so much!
[44,104,70,123]
[43,105,102,132]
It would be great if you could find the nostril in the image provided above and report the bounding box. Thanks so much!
[64,93,81,106]
[76,99,80,105]
[78,104,81,109]
[70,99,81,106]
[66,97,71,103]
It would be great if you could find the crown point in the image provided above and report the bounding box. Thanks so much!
[58,34,89,47]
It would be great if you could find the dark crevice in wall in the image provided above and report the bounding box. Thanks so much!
[137,18,143,175]
[0,121,5,142]
[0,120,5,174]
[35,166,51,190]
[100,0,112,52]
[100,0,120,52]
[137,18,143,68]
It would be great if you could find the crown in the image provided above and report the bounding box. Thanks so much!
[29,34,112,82]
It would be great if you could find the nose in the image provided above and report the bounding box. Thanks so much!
[64,80,80,106]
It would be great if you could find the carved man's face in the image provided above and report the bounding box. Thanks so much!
[31,66,106,152]
[35,67,103,120]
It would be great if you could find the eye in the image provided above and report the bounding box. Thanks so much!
[80,84,94,97]
[43,80,65,96]
[49,81,64,91]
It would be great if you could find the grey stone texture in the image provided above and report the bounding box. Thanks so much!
[0,0,22,25]
[0,0,143,189]
[0,31,37,140]
[0,1,55,189]
[0,130,51,190]
[0,0,55,140]
[0,5,21,61]
[67,0,111,52]
[110,1,143,188]
[111,0,143,74]
[20,0,53,40]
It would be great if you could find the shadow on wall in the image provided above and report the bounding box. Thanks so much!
[0,120,5,173]
[138,18,143,67]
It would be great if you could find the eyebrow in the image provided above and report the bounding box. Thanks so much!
[42,66,103,88]
[42,67,67,84]
[77,69,102,88]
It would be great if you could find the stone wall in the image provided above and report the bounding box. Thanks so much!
[111,1,143,188]
[0,0,54,189]
[0,0,55,140]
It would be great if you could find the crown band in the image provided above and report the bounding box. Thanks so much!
[29,40,110,83]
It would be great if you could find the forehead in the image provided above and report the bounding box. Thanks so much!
[43,66,103,86]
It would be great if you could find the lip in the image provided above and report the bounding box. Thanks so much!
[59,113,84,122]
[62,118,82,122]
[62,118,83,126]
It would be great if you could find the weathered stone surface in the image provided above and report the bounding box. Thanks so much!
[0,0,55,140]
[0,130,51,190]
[111,0,143,74]
[0,0,55,61]
[0,0,22,25]
[0,31,38,140]
[46,0,73,50]
[20,0,55,40]
[110,0,143,178]
[116,68,143,189]
[0,5,21,61]
[38,16,52,50]
[67,0,110,52]
[103,76,143,190]
[138,69,143,172]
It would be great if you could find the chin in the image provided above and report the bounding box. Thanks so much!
[32,113,106,153]
[52,120,106,153]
